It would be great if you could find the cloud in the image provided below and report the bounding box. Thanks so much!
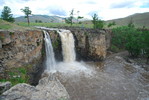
[0,0,149,20]
[80,0,96,4]
[49,8,67,16]
[140,3,149,8]
[88,11,99,16]
[0,0,5,5]
[110,1,135,8]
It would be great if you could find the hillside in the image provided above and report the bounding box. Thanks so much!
[106,12,149,28]
[15,15,65,23]
[0,19,33,31]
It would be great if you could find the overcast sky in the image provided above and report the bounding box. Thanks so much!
[0,0,149,20]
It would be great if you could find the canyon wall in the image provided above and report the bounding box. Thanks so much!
[0,30,44,85]
[0,28,111,84]
[71,28,109,61]
[47,28,111,61]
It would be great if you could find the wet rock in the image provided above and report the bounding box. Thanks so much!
[0,81,11,95]
[1,75,70,100]
[47,28,111,61]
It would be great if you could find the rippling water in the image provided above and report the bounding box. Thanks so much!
[56,56,149,100]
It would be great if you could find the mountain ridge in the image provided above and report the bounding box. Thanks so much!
[15,15,65,23]
[106,12,149,28]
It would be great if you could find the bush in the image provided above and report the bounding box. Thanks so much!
[112,26,144,57]
[108,21,116,28]
[92,14,104,29]
[142,30,149,61]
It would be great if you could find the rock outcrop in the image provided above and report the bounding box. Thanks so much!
[0,30,44,85]
[46,28,111,61]
[0,74,70,100]
[71,29,107,61]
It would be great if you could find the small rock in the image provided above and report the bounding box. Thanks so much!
[0,81,11,95]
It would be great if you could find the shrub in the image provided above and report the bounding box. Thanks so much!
[92,14,104,29]
[108,21,116,28]
[112,26,144,57]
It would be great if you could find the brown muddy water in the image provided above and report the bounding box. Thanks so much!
[56,56,149,100]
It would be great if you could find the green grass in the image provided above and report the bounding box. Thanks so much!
[0,18,93,29]
[0,67,29,86]
[16,22,93,28]
[0,19,12,29]
[0,19,34,31]
[0,24,12,29]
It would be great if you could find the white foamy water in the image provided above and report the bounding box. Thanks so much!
[44,31,56,72]
[56,61,93,75]
[57,30,76,62]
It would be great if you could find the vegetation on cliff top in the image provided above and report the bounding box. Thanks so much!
[1,6,15,23]
[111,26,149,62]
[0,19,36,31]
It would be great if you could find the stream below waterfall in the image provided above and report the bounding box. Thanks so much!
[56,54,149,100]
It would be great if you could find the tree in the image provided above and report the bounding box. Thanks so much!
[21,7,32,26]
[35,20,42,23]
[107,21,116,28]
[92,13,104,29]
[128,17,134,28]
[77,16,83,24]
[112,26,143,57]
[65,9,74,26]
[1,6,14,22]
[77,11,83,24]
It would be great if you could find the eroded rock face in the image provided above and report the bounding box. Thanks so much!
[0,30,44,84]
[47,28,111,61]
[70,28,109,61]
[1,75,70,100]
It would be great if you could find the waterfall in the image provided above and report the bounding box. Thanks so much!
[58,30,76,62]
[44,31,56,71]
[38,27,91,75]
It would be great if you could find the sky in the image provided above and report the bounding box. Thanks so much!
[0,0,149,20]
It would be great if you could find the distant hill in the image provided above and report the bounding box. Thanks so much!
[15,15,65,23]
[106,12,149,28]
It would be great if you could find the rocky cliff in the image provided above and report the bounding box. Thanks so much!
[70,28,108,61]
[46,28,111,61]
[0,30,44,85]
[0,28,111,84]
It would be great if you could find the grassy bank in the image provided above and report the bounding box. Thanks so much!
[0,19,35,30]
[16,22,93,28]
[0,64,33,86]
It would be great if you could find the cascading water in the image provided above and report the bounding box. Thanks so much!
[58,30,76,62]
[44,31,56,72]
[57,29,91,74]
[38,27,91,74]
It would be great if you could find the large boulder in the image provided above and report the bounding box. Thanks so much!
[0,75,70,100]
